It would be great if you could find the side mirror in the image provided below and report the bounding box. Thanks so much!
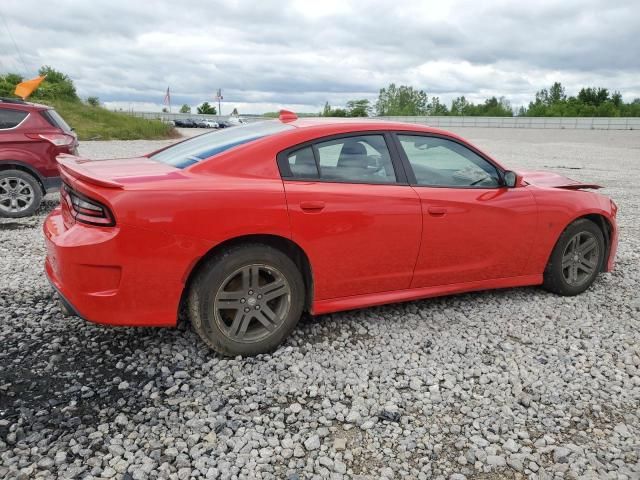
[503,170,519,188]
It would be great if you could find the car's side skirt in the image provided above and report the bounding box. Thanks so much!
[311,274,543,315]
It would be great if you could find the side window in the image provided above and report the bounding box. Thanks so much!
[398,135,501,187]
[287,146,319,178]
[0,109,28,130]
[316,135,396,183]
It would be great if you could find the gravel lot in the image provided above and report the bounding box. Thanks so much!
[1,127,639,479]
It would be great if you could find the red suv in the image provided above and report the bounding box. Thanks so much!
[0,97,78,217]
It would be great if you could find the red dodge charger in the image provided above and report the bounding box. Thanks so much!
[44,112,618,356]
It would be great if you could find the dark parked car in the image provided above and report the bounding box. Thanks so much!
[175,118,197,128]
[0,97,78,217]
[217,120,233,129]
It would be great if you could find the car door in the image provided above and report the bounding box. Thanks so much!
[278,133,422,301]
[394,133,537,288]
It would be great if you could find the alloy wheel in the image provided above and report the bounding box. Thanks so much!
[213,264,291,343]
[561,231,600,286]
[0,177,35,214]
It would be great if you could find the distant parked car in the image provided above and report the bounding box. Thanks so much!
[227,116,247,126]
[217,120,233,129]
[203,120,219,128]
[175,118,197,128]
[0,97,78,217]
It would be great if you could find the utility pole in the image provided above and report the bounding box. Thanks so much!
[216,88,223,117]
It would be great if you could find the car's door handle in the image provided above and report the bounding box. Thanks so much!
[300,201,326,212]
[427,206,447,216]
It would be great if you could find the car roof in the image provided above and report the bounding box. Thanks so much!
[0,97,49,111]
[267,117,469,144]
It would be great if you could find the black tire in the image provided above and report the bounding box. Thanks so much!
[0,169,43,218]
[543,218,605,296]
[188,243,305,356]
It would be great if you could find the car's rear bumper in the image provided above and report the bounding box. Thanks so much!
[43,206,204,327]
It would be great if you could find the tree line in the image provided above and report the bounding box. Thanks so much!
[2,68,639,118]
[321,82,640,117]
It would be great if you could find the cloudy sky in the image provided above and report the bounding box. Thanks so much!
[1,0,638,114]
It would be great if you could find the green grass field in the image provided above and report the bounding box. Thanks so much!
[43,100,178,141]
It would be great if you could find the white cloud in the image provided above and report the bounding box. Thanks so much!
[1,0,638,113]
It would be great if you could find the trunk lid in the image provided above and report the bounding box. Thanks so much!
[520,170,602,190]
[57,154,183,188]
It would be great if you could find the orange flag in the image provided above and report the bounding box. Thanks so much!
[14,75,46,99]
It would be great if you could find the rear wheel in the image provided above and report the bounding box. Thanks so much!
[188,244,305,356]
[0,169,43,218]
[543,218,605,296]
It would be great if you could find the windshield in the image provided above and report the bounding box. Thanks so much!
[151,121,294,168]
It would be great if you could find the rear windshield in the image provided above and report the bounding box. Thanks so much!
[151,121,294,168]
[42,109,72,132]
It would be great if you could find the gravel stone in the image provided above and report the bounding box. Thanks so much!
[1,128,639,479]
[333,438,347,451]
[304,435,321,451]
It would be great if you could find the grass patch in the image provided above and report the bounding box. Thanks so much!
[43,99,179,141]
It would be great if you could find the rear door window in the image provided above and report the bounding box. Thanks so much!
[0,109,28,130]
[287,146,319,178]
[284,134,397,184]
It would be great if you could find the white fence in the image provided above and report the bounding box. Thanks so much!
[125,110,640,130]
[377,116,640,130]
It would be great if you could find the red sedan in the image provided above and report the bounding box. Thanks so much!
[44,112,618,356]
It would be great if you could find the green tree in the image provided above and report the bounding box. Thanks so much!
[322,101,332,117]
[33,65,79,100]
[375,84,428,116]
[345,99,371,117]
[179,104,191,113]
[86,96,100,107]
[231,107,239,116]
[577,87,609,107]
[197,102,217,114]
[548,82,566,104]
[320,102,351,117]
[450,96,471,116]
[426,96,449,116]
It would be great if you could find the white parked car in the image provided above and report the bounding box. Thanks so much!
[227,116,246,126]
[203,119,219,128]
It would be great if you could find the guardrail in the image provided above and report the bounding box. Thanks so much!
[124,111,640,130]
[377,116,640,130]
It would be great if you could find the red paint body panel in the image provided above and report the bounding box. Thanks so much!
[284,181,422,300]
[43,119,619,327]
[410,187,537,287]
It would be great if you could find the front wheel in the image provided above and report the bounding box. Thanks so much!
[188,244,305,356]
[543,218,605,296]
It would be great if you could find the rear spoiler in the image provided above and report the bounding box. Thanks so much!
[57,154,123,189]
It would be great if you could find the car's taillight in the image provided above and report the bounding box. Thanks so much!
[27,133,75,146]
[62,184,115,226]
